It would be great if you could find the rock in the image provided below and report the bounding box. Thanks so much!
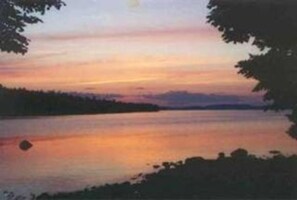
[19,140,33,151]
[162,162,172,170]
[269,150,281,155]
[185,157,204,165]
[218,152,226,160]
[230,148,248,159]
[153,165,160,169]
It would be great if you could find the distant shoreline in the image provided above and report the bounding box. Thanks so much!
[0,105,267,119]
[162,104,265,111]
[0,110,160,120]
[0,85,160,117]
[1,85,268,117]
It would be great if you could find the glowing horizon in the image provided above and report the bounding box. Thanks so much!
[0,0,261,105]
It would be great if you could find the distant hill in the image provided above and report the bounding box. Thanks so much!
[0,85,159,116]
[163,104,264,110]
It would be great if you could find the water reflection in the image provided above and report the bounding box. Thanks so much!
[0,111,296,195]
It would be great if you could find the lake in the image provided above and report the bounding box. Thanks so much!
[0,110,296,197]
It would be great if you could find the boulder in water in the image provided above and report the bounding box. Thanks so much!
[19,140,33,151]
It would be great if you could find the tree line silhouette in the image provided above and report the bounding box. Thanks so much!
[0,84,159,116]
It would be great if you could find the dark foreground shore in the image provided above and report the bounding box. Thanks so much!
[37,149,297,199]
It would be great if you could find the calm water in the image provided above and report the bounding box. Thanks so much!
[0,110,296,196]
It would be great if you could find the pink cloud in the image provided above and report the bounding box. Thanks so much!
[33,26,218,42]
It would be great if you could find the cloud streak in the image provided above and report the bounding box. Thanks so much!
[67,77,159,86]
[33,26,218,42]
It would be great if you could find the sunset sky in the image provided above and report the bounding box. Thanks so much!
[0,0,262,106]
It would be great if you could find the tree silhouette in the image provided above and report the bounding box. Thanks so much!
[0,0,65,54]
[207,0,297,139]
[0,85,159,116]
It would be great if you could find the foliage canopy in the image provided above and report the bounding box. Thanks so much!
[207,0,297,139]
[0,0,65,54]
